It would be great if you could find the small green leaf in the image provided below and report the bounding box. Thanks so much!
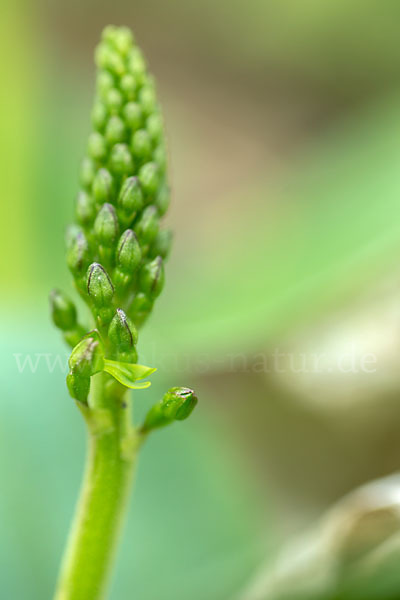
[103,358,156,389]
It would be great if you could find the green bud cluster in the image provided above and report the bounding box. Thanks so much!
[73,25,171,327]
[51,26,171,347]
[50,26,197,424]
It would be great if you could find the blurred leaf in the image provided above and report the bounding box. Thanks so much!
[240,474,400,600]
[145,93,400,362]
[0,3,38,292]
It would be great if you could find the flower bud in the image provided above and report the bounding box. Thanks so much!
[138,162,159,197]
[67,335,104,403]
[120,73,137,99]
[92,168,114,205]
[88,131,107,162]
[66,372,90,405]
[155,184,170,217]
[128,48,146,86]
[131,129,152,161]
[67,229,91,276]
[139,84,156,117]
[139,256,164,298]
[162,387,198,420]
[114,230,142,290]
[129,292,153,327]
[80,157,96,190]
[136,205,159,245]
[76,190,96,227]
[94,203,119,247]
[111,26,134,56]
[150,229,172,259]
[87,263,114,308]
[68,335,103,373]
[108,308,138,362]
[105,115,126,145]
[116,229,142,272]
[96,70,115,98]
[141,387,198,432]
[65,224,80,247]
[117,177,143,224]
[49,289,77,331]
[95,43,125,76]
[123,102,142,129]
[146,113,163,144]
[91,101,108,131]
[106,88,124,113]
[101,25,118,43]
[154,145,167,173]
[109,143,134,175]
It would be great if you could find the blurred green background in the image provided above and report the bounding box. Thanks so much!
[3,1,400,598]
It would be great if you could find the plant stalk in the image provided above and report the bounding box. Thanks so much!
[54,373,138,600]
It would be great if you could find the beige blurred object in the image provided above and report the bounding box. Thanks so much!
[268,274,400,411]
[239,474,400,600]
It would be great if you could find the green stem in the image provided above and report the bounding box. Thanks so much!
[54,373,138,600]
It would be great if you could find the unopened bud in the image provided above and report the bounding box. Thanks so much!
[123,102,142,129]
[67,229,91,276]
[49,289,77,331]
[112,27,134,56]
[162,387,198,420]
[116,229,142,273]
[76,190,96,227]
[146,113,163,144]
[155,183,170,217]
[141,387,198,432]
[67,335,104,403]
[108,308,138,362]
[109,143,134,175]
[88,131,107,162]
[106,88,124,113]
[95,43,125,77]
[91,101,108,131]
[154,145,167,174]
[128,48,146,87]
[92,168,114,204]
[87,263,114,308]
[120,73,137,99]
[136,205,159,245]
[129,292,153,327]
[131,129,152,161]
[139,84,156,117]
[105,115,126,145]
[140,256,164,298]
[150,229,172,259]
[138,162,159,197]
[80,157,96,190]
[117,177,143,224]
[96,70,115,98]
[94,203,119,247]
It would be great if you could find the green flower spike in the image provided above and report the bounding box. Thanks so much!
[50,25,198,600]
